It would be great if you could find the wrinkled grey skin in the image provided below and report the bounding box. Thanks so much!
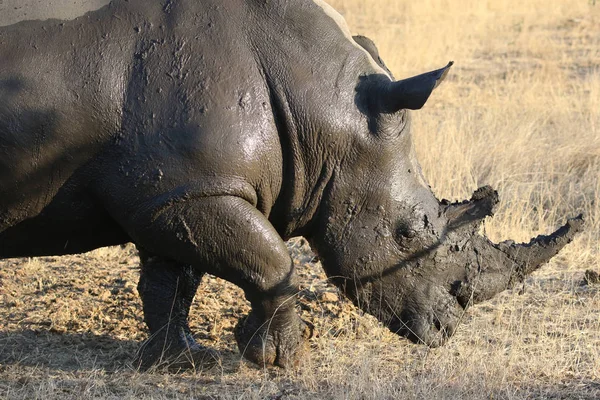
[0,0,583,370]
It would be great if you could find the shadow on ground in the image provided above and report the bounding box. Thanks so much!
[0,329,137,372]
[0,329,244,375]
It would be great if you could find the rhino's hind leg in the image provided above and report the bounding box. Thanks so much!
[133,250,219,371]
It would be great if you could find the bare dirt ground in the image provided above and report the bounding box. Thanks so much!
[1,243,598,399]
[1,0,599,399]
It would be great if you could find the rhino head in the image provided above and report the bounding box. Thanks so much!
[307,60,583,347]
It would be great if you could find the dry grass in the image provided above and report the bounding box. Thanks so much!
[1,0,599,398]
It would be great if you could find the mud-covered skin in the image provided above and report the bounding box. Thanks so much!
[0,0,583,370]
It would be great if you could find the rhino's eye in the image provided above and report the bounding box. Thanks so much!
[393,221,416,246]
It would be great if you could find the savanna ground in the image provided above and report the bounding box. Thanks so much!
[1,0,599,398]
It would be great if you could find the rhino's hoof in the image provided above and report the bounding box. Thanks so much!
[134,340,220,372]
[234,311,311,368]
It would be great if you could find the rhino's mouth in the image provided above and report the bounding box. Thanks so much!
[344,186,584,347]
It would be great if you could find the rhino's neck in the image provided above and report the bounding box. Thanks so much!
[264,78,339,239]
[247,0,391,239]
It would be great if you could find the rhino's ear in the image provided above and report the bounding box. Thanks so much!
[380,61,453,112]
[353,35,394,78]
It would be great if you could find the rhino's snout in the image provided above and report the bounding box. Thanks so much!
[342,186,584,347]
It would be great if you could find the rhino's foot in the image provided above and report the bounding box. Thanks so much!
[134,332,220,372]
[234,310,311,368]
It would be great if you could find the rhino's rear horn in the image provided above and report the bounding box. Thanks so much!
[442,185,499,235]
[379,61,453,113]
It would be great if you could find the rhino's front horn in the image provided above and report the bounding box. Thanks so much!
[452,214,585,308]
[497,214,585,278]
[378,61,453,113]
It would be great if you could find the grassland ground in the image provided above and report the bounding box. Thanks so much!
[1,0,599,398]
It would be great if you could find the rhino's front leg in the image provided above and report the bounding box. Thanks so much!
[133,250,220,371]
[128,195,309,368]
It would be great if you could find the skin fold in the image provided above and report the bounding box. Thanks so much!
[0,0,583,370]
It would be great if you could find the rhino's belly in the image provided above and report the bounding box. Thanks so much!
[0,110,115,233]
[0,72,122,231]
[0,183,130,258]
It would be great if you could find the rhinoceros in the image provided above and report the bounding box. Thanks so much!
[0,0,583,370]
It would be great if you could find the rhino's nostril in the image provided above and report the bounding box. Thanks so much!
[433,316,442,331]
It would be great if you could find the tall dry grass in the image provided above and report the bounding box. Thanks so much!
[324,0,600,398]
[0,0,598,399]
